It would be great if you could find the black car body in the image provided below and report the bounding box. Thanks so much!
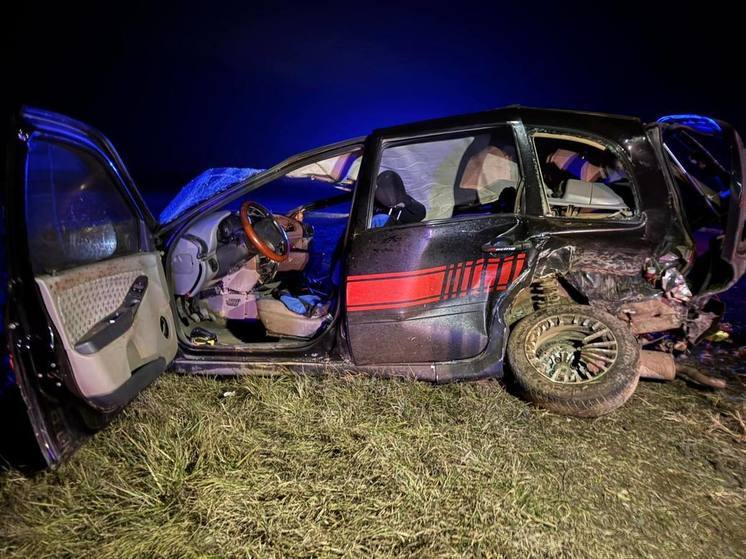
[2,106,744,468]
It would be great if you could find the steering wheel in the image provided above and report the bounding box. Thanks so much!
[239,201,290,262]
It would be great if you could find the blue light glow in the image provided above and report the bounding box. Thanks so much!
[657,114,722,135]
[159,167,263,224]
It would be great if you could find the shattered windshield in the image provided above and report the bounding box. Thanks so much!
[159,167,264,225]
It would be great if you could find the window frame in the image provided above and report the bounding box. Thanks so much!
[24,133,148,274]
[364,123,526,231]
[528,127,642,222]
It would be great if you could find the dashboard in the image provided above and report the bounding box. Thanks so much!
[170,209,313,298]
[171,210,256,297]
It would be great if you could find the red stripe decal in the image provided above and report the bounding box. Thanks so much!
[483,261,501,293]
[497,255,515,290]
[347,268,446,308]
[346,252,526,312]
[458,260,474,295]
[347,265,447,282]
[469,258,484,293]
[448,262,466,299]
[511,253,526,281]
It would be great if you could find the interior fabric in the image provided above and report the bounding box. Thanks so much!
[457,146,520,204]
[377,129,520,222]
[256,297,328,338]
[52,269,145,343]
[279,293,323,315]
[286,151,361,183]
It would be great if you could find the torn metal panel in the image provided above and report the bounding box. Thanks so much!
[684,298,724,343]
[535,245,575,277]
[569,244,649,275]
[561,270,659,307]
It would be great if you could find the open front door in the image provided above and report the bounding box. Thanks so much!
[1,108,176,468]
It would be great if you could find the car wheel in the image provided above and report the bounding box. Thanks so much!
[506,303,640,417]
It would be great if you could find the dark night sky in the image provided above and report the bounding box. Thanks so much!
[7,0,742,211]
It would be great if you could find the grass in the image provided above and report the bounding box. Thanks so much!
[0,373,744,558]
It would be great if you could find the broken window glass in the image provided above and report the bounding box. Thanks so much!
[533,133,636,219]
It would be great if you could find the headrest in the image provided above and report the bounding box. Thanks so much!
[375,170,407,207]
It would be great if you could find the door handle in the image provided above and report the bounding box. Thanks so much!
[481,240,531,254]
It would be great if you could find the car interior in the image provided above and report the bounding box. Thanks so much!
[168,151,360,349]
[532,133,635,218]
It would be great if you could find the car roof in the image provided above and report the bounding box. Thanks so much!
[158,106,646,233]
[372,105,644,142]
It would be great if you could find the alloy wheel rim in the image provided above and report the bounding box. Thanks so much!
[524,313,618,384]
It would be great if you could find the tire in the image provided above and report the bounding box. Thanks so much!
[506,303,640,417]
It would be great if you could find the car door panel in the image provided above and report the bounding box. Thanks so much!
[34,252,176,406]
[720,127,746,285]
[343,120,534,368]
[346,216,528,365]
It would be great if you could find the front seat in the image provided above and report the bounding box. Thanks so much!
[371,170,426,227]
[256,292,331,339]
[256,219,347,339]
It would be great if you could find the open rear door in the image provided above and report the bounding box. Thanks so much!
[1,107,176,468]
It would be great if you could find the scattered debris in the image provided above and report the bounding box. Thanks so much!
[617,297,684,335]
[190,326,218,346]
[706,330,731,343]
[662,268,692,302]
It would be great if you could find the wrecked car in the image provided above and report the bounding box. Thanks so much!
[1,106,744,467]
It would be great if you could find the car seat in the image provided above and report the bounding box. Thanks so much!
[256,292,331,339]
[371,170,426,227]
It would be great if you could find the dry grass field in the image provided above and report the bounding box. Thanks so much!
[1,371,744,558]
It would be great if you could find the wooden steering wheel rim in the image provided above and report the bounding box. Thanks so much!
[239,201,289,263]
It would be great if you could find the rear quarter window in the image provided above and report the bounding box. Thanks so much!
[532,132,636,219]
